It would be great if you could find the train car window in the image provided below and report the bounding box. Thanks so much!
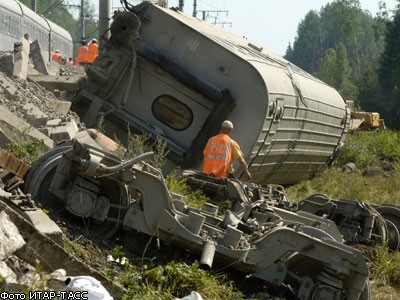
[5,15,10,34]
[16,20,20,38]
[11,18,15,37]
[152,95,193,131]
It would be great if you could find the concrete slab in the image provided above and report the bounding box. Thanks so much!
[47,62,60,76]
[29,40,49,75]
[23,103,49,127]
[50,120,79,143]
[28,75,82,92]
[0,72,18,100]
[48,100,72,116]
[0,261,17,285]
[47,119,62,127]
[19,209,63,246]
[0,210,26,258]
[0,105,53,148]
[0,127,12,147]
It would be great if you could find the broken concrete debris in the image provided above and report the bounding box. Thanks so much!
[28,74,82,92]
[0,52,82,149]
[0,51,122,297]
[0,210,26,258]
[0,104,54,148]
[0,180,123,297]
[23,102,49,127]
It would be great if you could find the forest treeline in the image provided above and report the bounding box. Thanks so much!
[285,0,400,129]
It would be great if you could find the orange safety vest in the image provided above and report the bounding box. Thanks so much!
[87,43,98,63]
[202,133,236,178]
[75,45,89,65]
[51,52,61,63]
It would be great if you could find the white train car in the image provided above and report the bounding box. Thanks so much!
[0,0,73,60]
[79,2,351,185]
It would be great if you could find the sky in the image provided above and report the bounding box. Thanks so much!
[93,0,399,56]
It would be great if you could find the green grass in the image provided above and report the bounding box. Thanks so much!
[336,130,400,169]
[287,130,400,205]
[98,245,242,300]
[287,130,400,299]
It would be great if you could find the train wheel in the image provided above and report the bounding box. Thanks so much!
[23,145,128,238]
[284,253,370,300]
[23,145,72,212]
[375,205,400,251]
[370,206,388,246]
[359,279,371,300]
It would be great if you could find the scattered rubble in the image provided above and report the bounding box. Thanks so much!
[0,51,82,149]
[0,47,123,297]
[0,153,124,297]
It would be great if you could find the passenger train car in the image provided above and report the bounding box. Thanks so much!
[0,0,73,61]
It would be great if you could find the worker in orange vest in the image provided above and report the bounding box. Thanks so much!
[87,38,99,64]
[51,50,62,63]
[75,40,89,66]
[202,120,251,179]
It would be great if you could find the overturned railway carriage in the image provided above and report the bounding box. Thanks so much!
[79,2,349,185]
[0,0,73,60]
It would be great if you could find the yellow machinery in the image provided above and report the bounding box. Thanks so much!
[346,100,385,132]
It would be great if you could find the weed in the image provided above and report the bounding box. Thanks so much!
[0,121,48,165]
[63,236,90,261]
[166,174,208,209]
[125,126,169,169]
[139,261,242,300]
[336,130,400,169]
[112,245,125,262]
[96,114,106,134]
[7,138,46,165]
[373,245,400,286]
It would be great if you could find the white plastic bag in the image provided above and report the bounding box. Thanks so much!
[177,291,203,300]
[65,276,113,300]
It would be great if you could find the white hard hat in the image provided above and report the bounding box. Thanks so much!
[221,120,233,129]
[92,38,97,42]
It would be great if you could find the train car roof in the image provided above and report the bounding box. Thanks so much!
[151,4,344,108]
[17,0,49,30]
[0,1,23,16]
[46,18,73,42]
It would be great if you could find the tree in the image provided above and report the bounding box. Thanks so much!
[319,48,338,86]
[286,0,385,82]
[318,43,357,99]
[286,10,322,74]
[378,4,400,128]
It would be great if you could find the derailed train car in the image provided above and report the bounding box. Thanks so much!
[23,130,370,300]
[76,1,349,185]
